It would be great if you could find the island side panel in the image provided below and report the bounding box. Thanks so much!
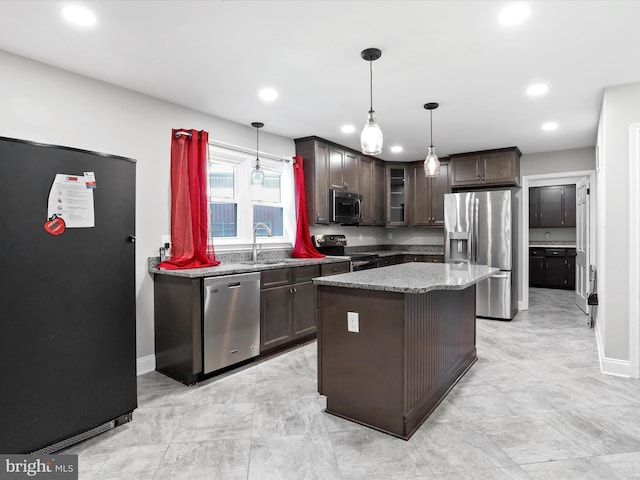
[318,285,406,437]
[403,286,477,437]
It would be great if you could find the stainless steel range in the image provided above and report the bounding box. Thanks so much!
[312,234,378,271]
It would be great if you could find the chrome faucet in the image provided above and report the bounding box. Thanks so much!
[252,223,273,262]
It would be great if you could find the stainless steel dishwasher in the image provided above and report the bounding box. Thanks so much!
[203,272,260,374]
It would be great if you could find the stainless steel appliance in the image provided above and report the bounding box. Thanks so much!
[444,189,518,320]
[312,234,378,271]
[330,189,362,224]
[203,272,260,374]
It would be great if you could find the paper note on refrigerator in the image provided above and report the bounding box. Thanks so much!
[47,174,95,228]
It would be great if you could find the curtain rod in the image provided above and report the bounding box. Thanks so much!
[173,133,295,163]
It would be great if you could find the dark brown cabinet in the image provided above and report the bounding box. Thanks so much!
[450,147,521,188]
[402,254,445,263]
[295,138,330,225]
[409,159,450,226]
[377,255,402,267]
[386,165,409,226]
[529,247,575,290]
[260,264,320,353]
[530,185,576,228]
[329,146,358,192]
[359,156,386,226]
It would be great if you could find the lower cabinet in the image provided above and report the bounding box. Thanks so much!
[402,254,444,263]
[260,261,351,354]
[153,261,351,385]
[529,248,575,290]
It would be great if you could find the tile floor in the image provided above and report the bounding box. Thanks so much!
[65,288,640,479]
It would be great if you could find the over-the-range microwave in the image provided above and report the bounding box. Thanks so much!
[330,189,362,224]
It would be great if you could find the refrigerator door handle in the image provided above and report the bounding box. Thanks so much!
[473,197,479,264]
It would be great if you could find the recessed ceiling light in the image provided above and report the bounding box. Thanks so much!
[341,125,356,134]
[526,83,549,96]
[258,88,278,102]
[62,5,97,27]
[541,122,558,131]
[390,146,403,153]
[498,3,530,26]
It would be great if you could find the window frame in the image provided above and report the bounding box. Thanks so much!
[207,140,295,251]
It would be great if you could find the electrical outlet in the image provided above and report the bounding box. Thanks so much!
[347,312,359,333]
[387,232,393,240]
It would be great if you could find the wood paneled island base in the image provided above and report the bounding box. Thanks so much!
[317,283,477,440]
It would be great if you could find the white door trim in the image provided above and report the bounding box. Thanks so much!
[629,123,640,379]
[520,170,596,311]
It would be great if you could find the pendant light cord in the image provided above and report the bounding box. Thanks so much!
[255,126,260,167]
[430,109,434,148]
[369,60,373,113]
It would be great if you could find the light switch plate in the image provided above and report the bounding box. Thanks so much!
[347,312,359,333]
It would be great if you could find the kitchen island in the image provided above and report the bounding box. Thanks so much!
[312,262,497,439]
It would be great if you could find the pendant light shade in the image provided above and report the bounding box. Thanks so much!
[360,48,383,155]
[250,122,265,185]
[423,103,440,177]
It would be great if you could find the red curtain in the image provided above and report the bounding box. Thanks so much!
[291,155,325,258]
[159,129,220,270]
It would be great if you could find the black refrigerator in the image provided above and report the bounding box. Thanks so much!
[0,136,137,453]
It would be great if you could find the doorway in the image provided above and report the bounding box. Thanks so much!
[520,170,596,312]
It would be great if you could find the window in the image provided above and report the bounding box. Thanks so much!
[207,141,294,249]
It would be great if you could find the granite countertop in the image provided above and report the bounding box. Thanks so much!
[312,263,498,294]
[149,255,350,279]
[529,241,577,248]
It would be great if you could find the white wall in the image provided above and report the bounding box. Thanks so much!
[0,50,295,366]
[597,81,640,370]
[521,147,595,176]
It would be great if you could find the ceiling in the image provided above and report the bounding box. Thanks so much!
[1,0,639,161]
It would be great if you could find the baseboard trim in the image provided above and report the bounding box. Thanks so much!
[136,354,156,376]
[595,323,630,377]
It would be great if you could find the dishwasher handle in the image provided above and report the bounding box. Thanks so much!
[227,282,241,288]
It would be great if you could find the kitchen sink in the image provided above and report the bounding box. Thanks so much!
[240,259,288,265]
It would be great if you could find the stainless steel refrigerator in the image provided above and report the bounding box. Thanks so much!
[444,190,518,320]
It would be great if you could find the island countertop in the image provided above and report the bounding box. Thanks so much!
[312,262,498,294]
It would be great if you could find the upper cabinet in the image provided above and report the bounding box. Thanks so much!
[450,147,521,188]
[329,146,359,192]
[359,156,386,226]
[295,138,330,225]
[409,159,450,226]
[530,184,576,228]
[386,165,409,227]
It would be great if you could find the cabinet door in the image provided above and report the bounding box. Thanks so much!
[430,161,450,225]
[260,286,292,351]
[482,151,518,185]
[529,187,540,227]
[563,185,576,227]
[359,156,373,225]
[545,256,566,288]
[409,162,431,226]
[566,256,576,290]
[372,161,386,225]
[343,151,359,192]
[313,143,330,224]
[529,254,545,287]
[386,166,408,226]
[450,155,479,187]
[329,146,345,190]
[292,281,317,338]
[538,186,564,227]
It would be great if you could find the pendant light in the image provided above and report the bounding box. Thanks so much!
[360,48,383,155]
[250,122,265,185]
[423,102,440,177]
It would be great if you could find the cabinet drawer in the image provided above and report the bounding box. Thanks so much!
[403,254,443,263]
[292,264,320,284]
[260,268,291,288]
[320,262,350,276]
[377,256,397,267]
[545,249,566,257]
[530,248,545,257]
[566,249,577,257]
